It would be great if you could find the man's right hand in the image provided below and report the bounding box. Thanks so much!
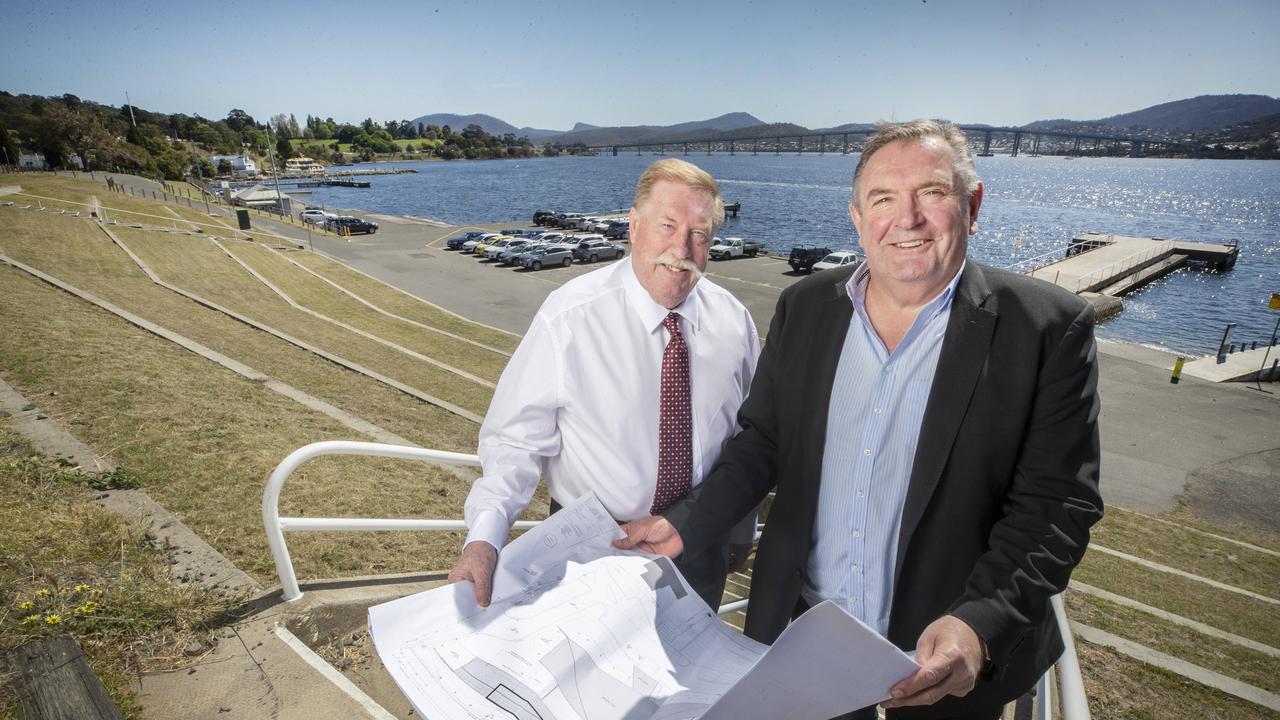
[448,541,498,607]
[613,516,685,558]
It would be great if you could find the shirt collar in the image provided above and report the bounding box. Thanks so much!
[624,257,703,335]
[845,259,966,321]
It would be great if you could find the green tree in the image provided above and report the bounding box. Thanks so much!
[0,121,19,166]
[276,136,294,159]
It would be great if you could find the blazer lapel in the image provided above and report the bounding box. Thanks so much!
[799,273,856,515]
[893,263,996,586]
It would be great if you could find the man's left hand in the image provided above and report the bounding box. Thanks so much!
[882,615,985,709]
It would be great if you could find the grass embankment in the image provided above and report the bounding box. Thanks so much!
[0,429,237,718]
[2,172,1277,718]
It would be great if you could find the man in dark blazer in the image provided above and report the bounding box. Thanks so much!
[616,120,1103,719]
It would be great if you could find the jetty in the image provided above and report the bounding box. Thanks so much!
[1029,232,1237,297]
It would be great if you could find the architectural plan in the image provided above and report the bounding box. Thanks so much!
[369,494,919,720]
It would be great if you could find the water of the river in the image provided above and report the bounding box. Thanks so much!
[304,155,1280,356]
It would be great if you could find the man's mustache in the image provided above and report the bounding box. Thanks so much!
[653,254,703,278]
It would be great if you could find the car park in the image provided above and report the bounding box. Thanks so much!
[518,245,575,270]
[811,250,863,272]
[447,231,486,250]
[788,244,833,273]
[574,239,625,263]
[325,215,378,235]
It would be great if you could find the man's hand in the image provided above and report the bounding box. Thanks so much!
[882,615,985,709]
[726,543,753,573]
[447,541,498,607]
[613,516,685,558]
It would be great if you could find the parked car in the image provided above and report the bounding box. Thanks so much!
[300,208,334,226]
[474,235,512,256]
[518,245,575,270]
[500,228,524,237]
[447,231,486,250]
[478,236,516,258]
[574,238,625,263]
[589,219,612,234]
[811,250,863,272]
[488,238,531,261]
[708,237,763,260]
[788,244,832,273]
[463,233,502,251]
[326,215,378,234]
[532,210,558,226]
[605,220,630,239]
[538,232,567,245]
[557,212,584,229]
[500,242,545,266]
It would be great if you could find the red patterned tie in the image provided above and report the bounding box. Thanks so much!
[653,312,692,514]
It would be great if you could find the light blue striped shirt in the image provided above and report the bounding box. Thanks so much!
[802,261,964,637]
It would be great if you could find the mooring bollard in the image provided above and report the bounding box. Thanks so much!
[1170,357,1185,384]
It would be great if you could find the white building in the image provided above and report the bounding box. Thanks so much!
[207,155,257,177]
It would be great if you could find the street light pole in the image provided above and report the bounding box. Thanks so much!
[266,125,287,220]
[189,138,210,214]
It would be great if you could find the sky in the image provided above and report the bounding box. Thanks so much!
[3,0,1278,131]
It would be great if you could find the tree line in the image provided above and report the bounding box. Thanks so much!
[0,91,591,181]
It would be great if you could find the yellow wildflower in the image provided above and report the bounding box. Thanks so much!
[34,589,50,597]
[21,614,39,625]
[74,583,92,592]
[90,588,104,596]
[75,601,99,615]
[18,600,33,610]
[44,614,62,625]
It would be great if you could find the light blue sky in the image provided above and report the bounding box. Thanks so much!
[3,0,1277,130]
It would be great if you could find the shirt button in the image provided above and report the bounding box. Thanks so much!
[863,448,871,457]
[885,365,894,373]
[851,564,861,572]
[852,530,862,538]
[874,407,882,414]
[856,490,865,498]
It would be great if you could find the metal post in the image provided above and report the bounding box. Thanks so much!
[1255,308,1279,392]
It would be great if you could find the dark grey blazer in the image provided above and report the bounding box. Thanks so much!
[668,261,1103,717]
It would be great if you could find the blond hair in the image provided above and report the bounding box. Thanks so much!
[633,158,726,232]
[852,119,979,207]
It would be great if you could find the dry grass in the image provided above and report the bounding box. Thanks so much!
[288,251,520,353]
[1091,508,1280,599]
[0,265,493,580]
[224,242,509,381]
[1076,641,1280,719]
[1072,549,1280,647]
[1065,590,1280,693]
[0,429,238,719]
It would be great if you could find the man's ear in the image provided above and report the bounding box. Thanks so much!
[968,182,984,235]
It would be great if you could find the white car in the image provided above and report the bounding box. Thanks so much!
[299,209,334,226]
[463,233,502,251]
[811,251,863,272]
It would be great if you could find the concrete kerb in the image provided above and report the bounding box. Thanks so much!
[214,240,496,390]
[265,245,513,358]
[95,222,483,425]
[0,376,259,597]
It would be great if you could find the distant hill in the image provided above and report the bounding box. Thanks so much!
[409,113,527,137]
[1026,94,1280,132]
[546,112,766,146]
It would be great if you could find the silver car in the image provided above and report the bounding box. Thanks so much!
[488,238,531,261]
[518,245,575,270]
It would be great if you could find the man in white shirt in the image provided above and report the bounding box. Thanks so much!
[449,158,760,609]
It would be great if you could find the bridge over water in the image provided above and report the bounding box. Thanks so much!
[589,125,1192,159]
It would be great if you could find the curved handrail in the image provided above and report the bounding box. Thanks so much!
[262,442,1088,719]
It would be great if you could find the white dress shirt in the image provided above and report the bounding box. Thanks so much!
[465,257,760,552]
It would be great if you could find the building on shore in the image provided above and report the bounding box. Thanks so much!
[283,157,324,176]
[208,155,258,177]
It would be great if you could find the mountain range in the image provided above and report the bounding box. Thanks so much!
[412,94,1279,148]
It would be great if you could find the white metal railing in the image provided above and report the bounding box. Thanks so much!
[262,440,748,616]
[262,441,1087,718]
[1071,240,1173,293]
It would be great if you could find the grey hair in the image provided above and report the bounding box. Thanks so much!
[851,119,979,207]
[633,158,726,234]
